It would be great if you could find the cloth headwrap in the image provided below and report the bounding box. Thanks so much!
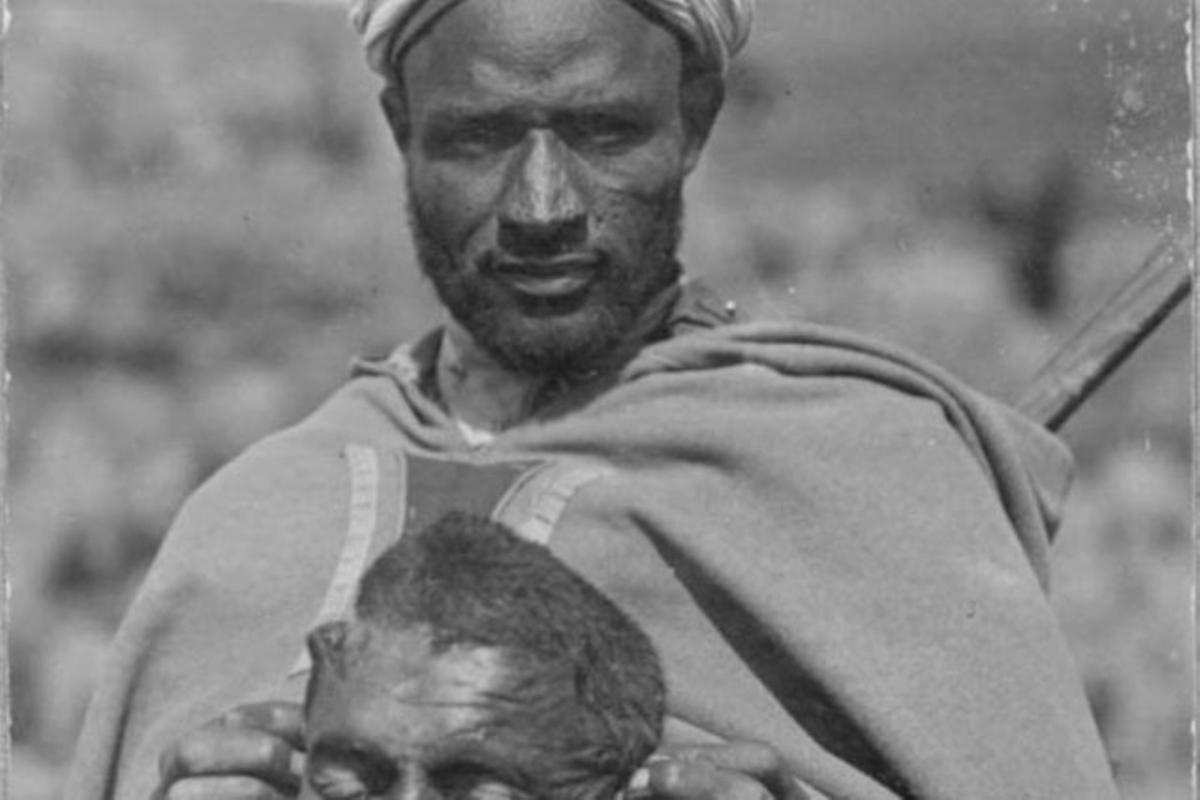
[349,0,754,81]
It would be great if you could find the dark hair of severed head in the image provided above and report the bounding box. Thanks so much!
[306,511,665,800]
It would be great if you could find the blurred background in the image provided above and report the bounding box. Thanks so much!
[5,0,1192,797]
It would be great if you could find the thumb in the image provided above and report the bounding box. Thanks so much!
[218,700,307,750]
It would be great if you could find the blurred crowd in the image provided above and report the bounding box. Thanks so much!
[7,0,1191,797]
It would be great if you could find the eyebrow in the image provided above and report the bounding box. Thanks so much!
[310,734,392,768]
[431,746,534,786]
[310,733,540,793]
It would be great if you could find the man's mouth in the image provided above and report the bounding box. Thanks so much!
[487,255,602,299]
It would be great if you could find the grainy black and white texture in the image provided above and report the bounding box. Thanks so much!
[6,1,1190,798]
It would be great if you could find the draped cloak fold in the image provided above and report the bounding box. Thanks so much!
[64,301,1118,800]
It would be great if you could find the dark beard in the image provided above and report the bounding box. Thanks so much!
[408,189,684,380]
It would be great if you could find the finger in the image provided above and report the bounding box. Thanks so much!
[663,743,805,800]
[641,757,772,800]
[162,775,292,800]
[159,726,304,794]
[217,701,307,750]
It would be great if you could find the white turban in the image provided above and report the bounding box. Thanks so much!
[349,0,754,81]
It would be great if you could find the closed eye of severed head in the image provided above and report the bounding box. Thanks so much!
[301,512,665,800]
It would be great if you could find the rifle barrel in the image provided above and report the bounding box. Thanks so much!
[1016,234,1192,431]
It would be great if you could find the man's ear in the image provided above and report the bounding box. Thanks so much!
[679,71,724,176]
[304,620,349,712]
[380,85,412,153]
[307,621,349,673]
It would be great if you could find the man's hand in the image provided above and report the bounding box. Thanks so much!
[152,701,306,800]
[628,742,813,800]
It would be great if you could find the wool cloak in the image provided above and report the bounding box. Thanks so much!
[64,309,1118,800]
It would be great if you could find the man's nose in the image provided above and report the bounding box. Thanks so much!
[387,768,435,800]
[498,131,588,255]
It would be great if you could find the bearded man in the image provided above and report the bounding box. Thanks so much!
[65,1,1119,799]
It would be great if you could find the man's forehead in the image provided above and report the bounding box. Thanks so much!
[402,0,682,107]
[308,627,514,742]
[321,625,510,697]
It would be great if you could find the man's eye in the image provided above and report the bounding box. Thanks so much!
[307,750,396,798]
[434,767,528,800]
[437,124,519,158]
[308,766,369,800]
[466,778,524,800]
[564,117,646,151]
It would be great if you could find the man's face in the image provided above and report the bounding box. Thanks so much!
[302,625,607,800]
[388,0,708,376]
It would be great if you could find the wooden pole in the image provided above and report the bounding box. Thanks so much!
[1016,233,1193,431]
